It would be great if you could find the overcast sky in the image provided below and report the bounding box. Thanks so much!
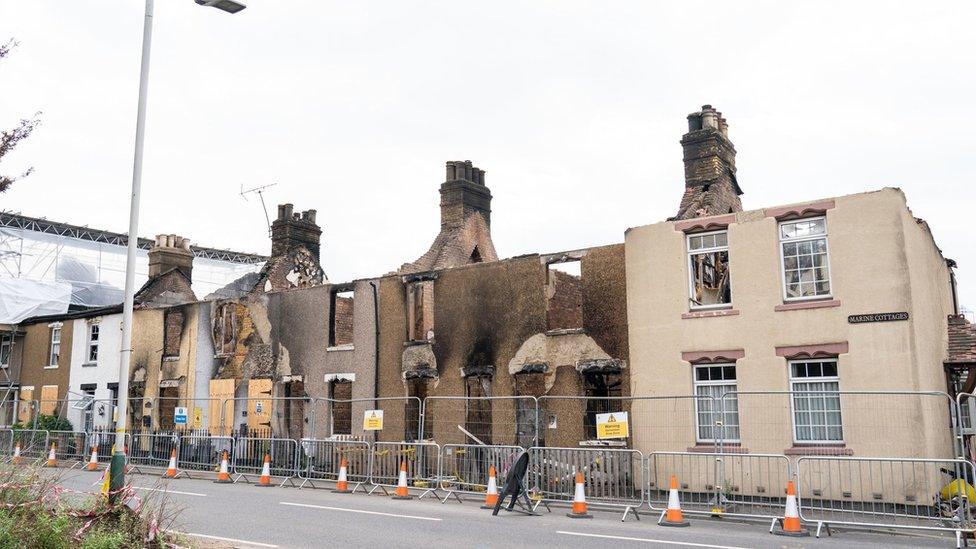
[1,1,974,313]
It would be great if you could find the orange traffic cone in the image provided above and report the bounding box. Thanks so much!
[46,443,57,467]
[773,480,809,537]
[214,451,232,483]
[12,442,22,465]
[334,457,351,493]
[86,445,99,471]
[163,448,178,478]
[566,470,593,518]
[392,460,413,500]
[257,454,272,487]
[659,475,689,527]
[481,465,499,509]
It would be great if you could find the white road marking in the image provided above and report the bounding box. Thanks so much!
[280,501,443,521]
[133,486,207,497]
[556,531,752,549]
[174,532,278,548]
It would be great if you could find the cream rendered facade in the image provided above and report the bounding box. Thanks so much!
[625,188,955,461]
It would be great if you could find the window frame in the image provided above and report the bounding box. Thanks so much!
[0,334,11,369]
[692,363,740,443]
[778,216,833,302]
[788,358,844,444]
[686,229,732,310]
[47,324,62,368]
[86,323,99,363]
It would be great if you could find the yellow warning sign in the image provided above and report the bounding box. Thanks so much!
[363,409,384,431]
[193,407,204,429]
[595,411,629,440]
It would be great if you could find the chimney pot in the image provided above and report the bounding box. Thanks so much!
[677,104,741,219]
[282,203,294,220]
[446,161,456,181]
[304,209,317,224]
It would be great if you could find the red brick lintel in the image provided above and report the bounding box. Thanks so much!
[673,213,737,233]
[682,349,745,364]
[775,342,849,360]
[764,199,836,221]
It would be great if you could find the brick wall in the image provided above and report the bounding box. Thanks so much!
[547,269,583,330]
[332,295,354,346]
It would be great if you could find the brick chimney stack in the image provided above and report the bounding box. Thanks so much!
[440,160,492,228]
[270,203,322,261]
[675,105,743,219]
[147,234,194,281]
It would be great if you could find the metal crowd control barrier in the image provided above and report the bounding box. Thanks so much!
[368,441,440,498]
[294,438,371,490]
[797,456,976,543]
[12,429,50,460]
[313,397,422,441]
[47,430,88,467]
[438,444,523,503]
[421,396,539,447]
[179,432,233,478]
[221,397,310,439]
[127,431,179,474]
[86,430,131,464]
[232,437,299,485]
[528,446,644,521]
[0,428,12,456]
[647,451,792,523]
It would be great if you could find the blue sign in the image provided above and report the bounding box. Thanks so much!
[174,406,188,425]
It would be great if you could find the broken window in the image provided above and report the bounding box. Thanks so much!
[329,290,355,347]
[163,309,183,358]
[406,280,434,342]
[329,379,352,435]
[405,377,430,441]
[582,372,622,440]
[465,375,493,445]
[687,231,731,309]
[546,260,583,331]
[514,371,546,447]
[158,386,179,430]
[0,334,10,368]
[86,323,99,362]
[780,217,831,300]
[216,304,237,356]
[48,324,61,366]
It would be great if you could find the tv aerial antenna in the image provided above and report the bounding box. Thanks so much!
[240,183,277,237]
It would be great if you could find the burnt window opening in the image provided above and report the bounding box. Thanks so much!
[465,375,493,445]
[163,309,184,358]
[128,382,146,429]
[406,281,434,342]
[405,377,431,441]
[329,379,352,435]
[158,386,179,431]
[546,259,583,331]
[216,304,237,356]
[329,290,355,348]
[470,246,483,263]
[583,371,622,440]
[283,380,306,440]
[514,371,546,447]
[687,231,731,309]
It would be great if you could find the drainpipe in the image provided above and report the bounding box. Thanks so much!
[370,281,380,445]
[948,259,959,316]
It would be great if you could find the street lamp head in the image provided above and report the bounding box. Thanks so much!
[194,0,246,14]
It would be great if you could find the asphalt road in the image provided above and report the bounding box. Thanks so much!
[52,468,957,549]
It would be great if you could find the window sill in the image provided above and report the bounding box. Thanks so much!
[162,356,180,362]
[545,328,586,337]
[43,365,58,370]
[403,340,430,348]
[784,445,852,456]
[687,444,749,454]
[82,362,97,368]
[682,309,740,319]
[774,299,841,312]
[327,344,355,352]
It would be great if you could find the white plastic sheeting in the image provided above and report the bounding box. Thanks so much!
[0,278,71,323]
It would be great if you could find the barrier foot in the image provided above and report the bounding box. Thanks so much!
[296,478,312,490]
[531,499,550,514]
[621,506,640,522]
[768,517,777,534]
[233,473,251,484]
[350,481,364,494]
[279,476,297,488]
[815,521,830,538]
[418,488,435,500]
[439,490,463,504]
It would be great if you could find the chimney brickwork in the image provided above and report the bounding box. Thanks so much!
[147,234,194,281]
[440,160,492,228]
[271,204,322,261]
[675,105,743,220]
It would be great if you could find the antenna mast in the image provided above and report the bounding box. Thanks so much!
[240,183,278,237]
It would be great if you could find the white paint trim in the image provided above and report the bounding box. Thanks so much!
[172,532,277,548]
[133,486,207,497]
[556,531,751,549]
[279,501,442,521]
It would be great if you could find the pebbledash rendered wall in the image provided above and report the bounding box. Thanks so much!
[624,188,956,461]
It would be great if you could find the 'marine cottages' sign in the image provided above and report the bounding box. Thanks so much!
[848,312,910,324]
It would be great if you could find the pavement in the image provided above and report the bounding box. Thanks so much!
[51,468,960,549]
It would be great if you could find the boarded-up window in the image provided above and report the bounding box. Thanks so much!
[329,290,355,347]
[330,380,352,435]
[465,376,492,445]
[17,387,33,424]
[546,260,583,331]
[407,281,434,341]
[39,385,58,416]
[247,378,273,435]
[163,309,184,358]
[208,378,236,436]
[583,372,622,440]
[405,378,429,441]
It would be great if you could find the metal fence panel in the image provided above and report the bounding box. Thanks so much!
[47,430,88,464]
[528,446,643,511]
[179,433,233,474]
[232,437,299,480]
[86,430,130,464]
[438,444,523,498]
[368,441,440,496]
[297,439,371,489]
[11,429,50,460]
[422,397,538,447]
[128,431,179,470]
[0,428,11,456]
[797,456,976,536]
[313,397,422,442]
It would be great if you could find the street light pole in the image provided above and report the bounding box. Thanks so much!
[110,0,246,501]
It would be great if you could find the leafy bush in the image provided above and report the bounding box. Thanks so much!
[11,414,73,432]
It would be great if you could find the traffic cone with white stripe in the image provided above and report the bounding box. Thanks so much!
[12,442,22,465]
[214,450,231,483]
[46,443,57,467]
[334,457,352,493]
[481,465,499,509]
[163,448,178,478]
[659,475,690,527]
[392,460,413,500]
[773,480,809,537]
[86,445,99,471]
[566,470,593,518]
[257,454,272,487]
